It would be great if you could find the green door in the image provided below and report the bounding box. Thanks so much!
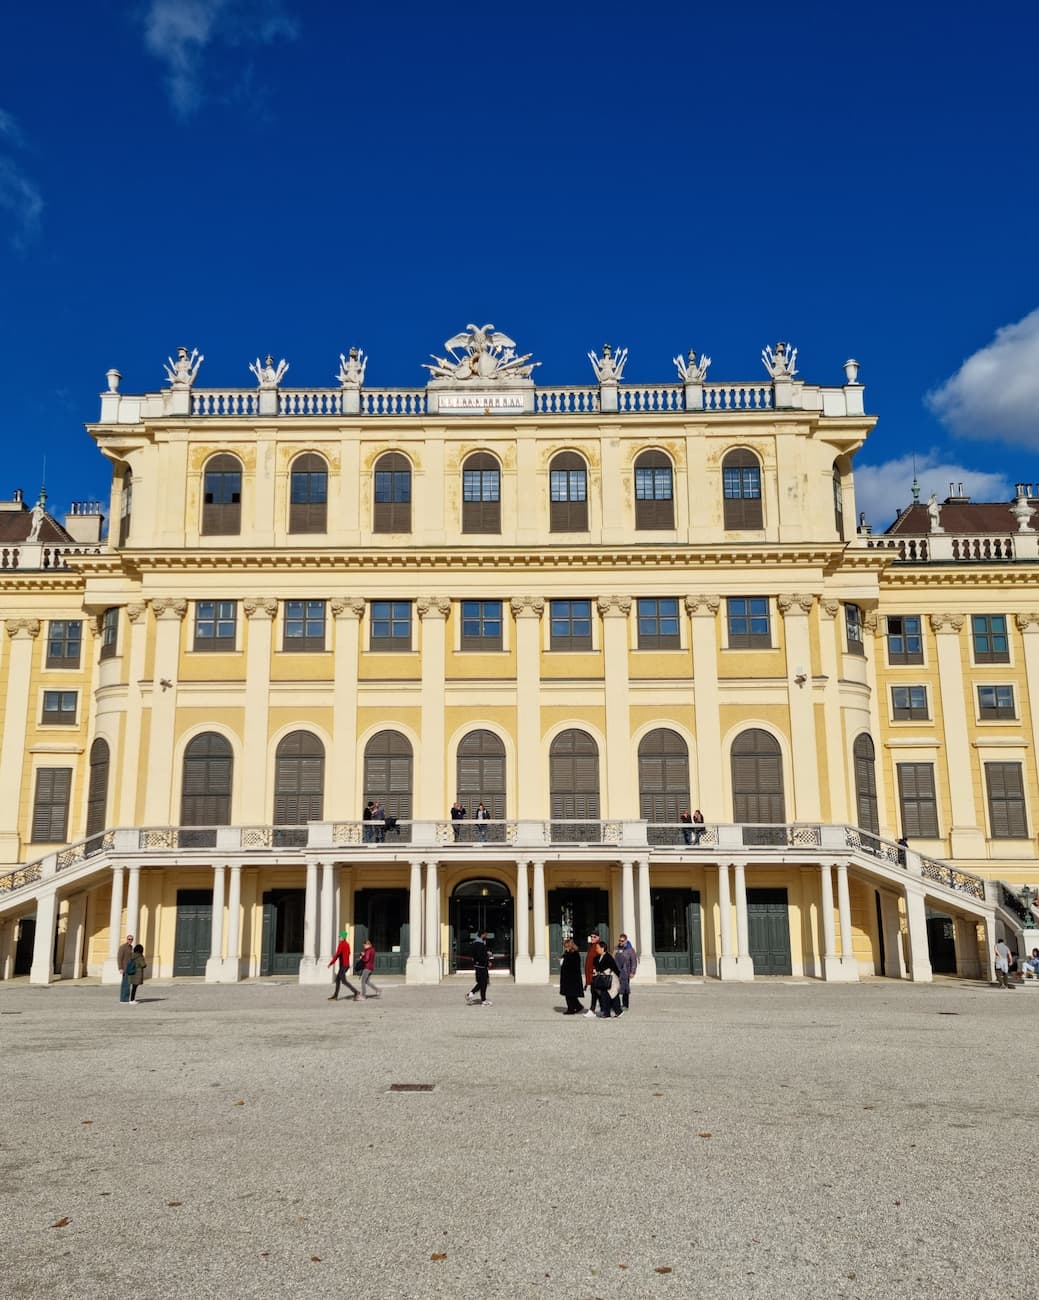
[747,887,792,975]
[547,889,609,968]
[260,888,305,976]
[353,889,409,975]
[651,888,703,975]
[173,889,212,975]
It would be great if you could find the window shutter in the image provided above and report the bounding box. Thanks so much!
[32,768,72,842]
[732,730,785,824]
[853,735,879,835]
[86,739,110,837]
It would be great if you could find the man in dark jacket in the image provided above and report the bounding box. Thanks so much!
[466,931,493,1006]
[450,800,466,841]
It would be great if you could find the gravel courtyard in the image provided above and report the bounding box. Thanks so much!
[0,975,1031,1300]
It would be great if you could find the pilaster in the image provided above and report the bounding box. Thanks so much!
[513,860,534,982]
[241,597,277,823]
[417,597,450,819]
[598,595,634,816]
[929,613,983,855]
[530,858,549,982]
[778,593,820,820]
[144,599,187,824]
[635,858,657,982]
[117,602,149,824]
[0,618,40,862]
[511,597,544,818]
[331,598,364,819]
[686,595,721,818]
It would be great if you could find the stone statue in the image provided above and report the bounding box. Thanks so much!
[163,346,204,389]
[926,493,942,532]
[674,349,711,382]
[336,347,368,389]
[250,355,289,389]
[1011,492,1036,534]
[588,343,628,383]
[27,499,46,543]
[423,324,540,382]
[761,341,798,379]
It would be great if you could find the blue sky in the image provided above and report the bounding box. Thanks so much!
[2,0,1038,530]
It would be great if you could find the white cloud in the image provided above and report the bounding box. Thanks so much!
[927,308,1039,445]
[143,0,299,118]
[853,453,1013,531]
[0,108,42,248]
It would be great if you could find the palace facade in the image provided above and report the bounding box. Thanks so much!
[0,329,1034,988]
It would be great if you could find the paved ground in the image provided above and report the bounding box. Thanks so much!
[0,974,1032,1300]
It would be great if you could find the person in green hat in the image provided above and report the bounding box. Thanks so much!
[328,930,360,1001]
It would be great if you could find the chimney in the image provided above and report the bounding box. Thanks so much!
[63,501,105,544]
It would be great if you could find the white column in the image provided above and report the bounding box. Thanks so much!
[417,598,449,820]
[241,598,277,823]
[321,858,335,958]
[425,862,442,978]
[732,862,754,981]
[300,858,319,981]
[621,860,636,939]
[143,599,187,824]
[330,599,364,820]
[954,915,982,978]
[686,596,722,820]
[117,603,149,823]
[835,863,858,980]
[125,866,141,944]
[60,893,87,980]
[931,613,982,856]
[511,598,544,819]
[29,888,59,985]
[902,882,933,982]
[598,596,635,816]
[102,865,125,984]
[717,863,738,979]
[406,860,427,983]
[0,618,40,861]
[879,889,907,978]
[636,858,657,982]
[778,594,821,820]
[222,864,242,982]
[820,863,838,979]
[531,859,548,982]
[982,912,998,984]
[514,860,533,983]
[205,864,226,982]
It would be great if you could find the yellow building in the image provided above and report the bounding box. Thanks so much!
[0,330,1029,988]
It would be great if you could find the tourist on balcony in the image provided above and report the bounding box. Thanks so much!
[475,802,490,842]
[591,940,622,1018]
[994,938,1016,989]
[327,931,360,1001]
[559,938,585,1014]
[363,801,375,844]
[359,938,380,1000]
[691,809,705,846]
[371,799,386,843]
[127,944,147,1004]
[680,810,693,845]
[450,800,466,841]
[614,934,638,1012]
[117,933,135,1004]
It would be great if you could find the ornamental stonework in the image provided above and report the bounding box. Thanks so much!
[777,593,814,616]
[821,599,840,619]
[1015,613,1039,632]
[331,597,365,619]
[863,610,879,634]
[597,595,632,617]
[152,598,187,621]
[510,597,545,619]
[5,617,40,640]
[684,594,719,616]
[930,613,964,634]
[417,597,451,619]
[126,602,147,623]
[243,597,278,620]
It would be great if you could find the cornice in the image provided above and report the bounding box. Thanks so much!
[880,567,1039,588]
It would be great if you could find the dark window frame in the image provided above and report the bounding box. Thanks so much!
[193,600,238,652]
[549,599,593,652]
[833,464,845,539]
[892,685,929,721]
[373,452,412,534]
[634,451,674,530]
[41,689,78,725]
[99,607,119,661]
[288,453,329,535]
[886,615,923,666]
[201,454,243,536]
[897,762,939,839]
[549,453,589,532]
[460,600,503,652]
[845,604,864,655]
[283,599,327,653]
[722,449,763,530]
[31,767,72,842]
[636,597,681,651]
[972,614,1010,665]
[46,619,82,669]
[726,597,772,650]
[118,467,133,547]
[461,454,502,535]
[978,683,1016,721]
[369,600,413,652]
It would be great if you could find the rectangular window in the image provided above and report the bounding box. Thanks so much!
[31,767,72,842]
[972,614,1010,664]
[460,600,503,652]
[845,604,864,655]
[978,684,1016,720]
[193,600,238,652]
[99,607,119,660]
[635,468,673,500]
[897,763,939,839]
[985,762,1028,838]
[46,619,82,668]
[550,599,593,651]
[723,466,761,499]
[886,615,923,665]
[637,598,681,650]
[726,597,771,649]
[892,685,928,721]
[41,690,77,725]
[370,600,412,651]
[550,469,587,502]
[283,600,327,652]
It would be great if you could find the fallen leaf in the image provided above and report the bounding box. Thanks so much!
[259,1252,269,1258]
[81,1120,93,1125]
[310,1256,321,1262]
[51,1218,70,1229]
[618,1263,629,1269]
[653,1092,664,1097]
[234,1100,245,1107]
[431,1252,447,1261]
[655,1266,673,1274]
[167,1201,183,1207]
[697,1132,712,1139]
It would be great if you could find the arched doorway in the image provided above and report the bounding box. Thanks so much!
[450,879,513,974]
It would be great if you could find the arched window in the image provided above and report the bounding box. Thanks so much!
[289,453,328,534]
[462,452,501,534]
[731,729,785,843]
[634,450,674,530]
[85,738,110,839]
[274,731,325,845]
[638,728,691,845]
[722,449,763,530]
[373,452,412,533]
[455,730,506,840]
[180,733,234,846]
[363,730,413,841]
[853,734,879,836]
[549,451,588,532]
[550,729,600,841]
[118,468,133,547]
[202,453,243,536]
[833,463,845,540]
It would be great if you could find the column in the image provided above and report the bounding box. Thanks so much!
[330,598,364,820]
[406,860,425,982]
[954,915,982,978]
[531,859,548,982]
[143,599,187,824]
[982,912,998,984]
[60,892,87,980]
[600,427,625,544]
[102,864,125,984]
[241,598,277,823]
[223,864,242,982]
[417,598,449,820]
[29,888,59,986]
[819,863,839,978]
[0,618,40,861]
[732,862,754,980]
[598,596,635,816]
[205,864,226,982]
[424,861,441,978]
[320,858,335,960]
[117,603,149,823]
[125,866,141,943]
[301,858,319,980]
[778,594,821,820]
[635,858,657,982]
[717,863,738,979]
[930,613,983,856]
[879,889,907,978]
[514,860,533,983]
[511,598,544,819]
[686,596,722,819]
[621,860,636,939]
[902,882,933,982]
[835,863,858,980]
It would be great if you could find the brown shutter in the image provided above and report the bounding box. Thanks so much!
[288,453,328,535]
[853,734,879,835]
[85,739,110,837]
[731,729,785,824]
[31,768,72,842]
[986,762,1028,838]
[550,730,601,834]
[373,453,412,534]
[201,454,243,536]
[896,763,938,838]
[722,448,763,530]
[364,731,414,824]
[638,729,691,839]
[549,452,589,532]
[181,733,233,827]
[274,731,325,824]
[462,453,501,534]
[634,450,674,530]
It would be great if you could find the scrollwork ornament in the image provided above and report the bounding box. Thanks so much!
[126,602,147,623]
[684,594,719,616]
[821,599,840,619]
[243,597,278,620]
[778,593,814,616]
[930,612,965,634]
[5,617,40,640]
[151,598,187,621]
[1016,613,1039,633]
[863,610,879,634]
[416,597,451,619]
[597,595,632,617]
[330,597,365,619]
[510,596,545,619]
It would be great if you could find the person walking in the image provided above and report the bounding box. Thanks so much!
[466,930,493,1005]
[559,937,585,1014]
[592,939,622,1018]
[327,930,360,1001]
[583,931,602,1017]
[127,943,147,1004]
[450,800,466,842]
[475,802,490,842]
[614,933,638,1011]
[994,937,1016,989]
[117,933,135,1004]
[359,938,380,999]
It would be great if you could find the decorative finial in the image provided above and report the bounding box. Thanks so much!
[164,346,204,389]
[337,347,368,389]
[674,349,711,381]
[250,355,289,389]
[588,342,627,383]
